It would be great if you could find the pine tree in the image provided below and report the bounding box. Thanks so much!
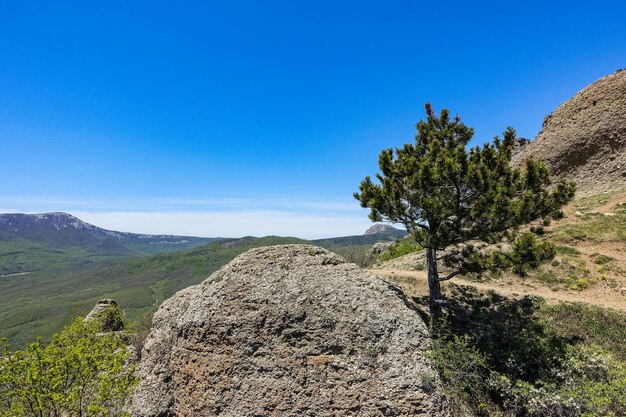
[354,104,575,325]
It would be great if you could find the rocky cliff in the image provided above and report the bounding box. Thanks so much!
[513,69,626,195]
[133,244,449,416]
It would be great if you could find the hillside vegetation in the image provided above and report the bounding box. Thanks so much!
[0,236,304,348]
[0,230,400,349]
[0,213,218,275]
[371,190,626,311]
[430,286,626,416]
[369,190,626,415]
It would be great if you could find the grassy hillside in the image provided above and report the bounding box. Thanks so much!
[0,213,218,275]
[0,233,131,276]
[0,218,403,349]
[0,236,309,348]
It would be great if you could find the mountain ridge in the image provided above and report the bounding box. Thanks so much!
[0,214,404,348]
[0,212,216,242]
[0,212,219,275]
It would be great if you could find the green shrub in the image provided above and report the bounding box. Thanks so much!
[98,305,125,332]
[510,233,556,276]
[377,239,422,262]
[493,346,626,417]
[594,255,614,265]
[429,286,626,416]
[0,318,138,417]
[429,332,494,415]
[445,233,557,279]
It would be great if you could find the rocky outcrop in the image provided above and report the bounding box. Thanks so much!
[133,244,449,417]
[363,241,395,266]
[512,69,626,195]
[85,299,124,331]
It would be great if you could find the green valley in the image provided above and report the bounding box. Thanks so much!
[0,226,403,348]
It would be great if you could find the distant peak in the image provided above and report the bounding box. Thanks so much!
[363,224,401,235]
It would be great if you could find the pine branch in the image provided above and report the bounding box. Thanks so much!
[437,270,465,282]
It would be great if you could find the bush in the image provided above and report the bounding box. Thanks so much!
[377,239,422,262]
[98,305,125,332]
[494,346,626,417]
[429,333,494,415]
[510,232,556,276]
[0,318,138,417]
[594,255,614,265]
[428,286,626,416]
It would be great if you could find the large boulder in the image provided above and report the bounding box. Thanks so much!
[512,69,626,195]
[133,244,449,416]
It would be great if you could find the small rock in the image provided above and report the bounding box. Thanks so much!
[85,299,124,332]
[364,241,394,266]
[575,211,585,217]
[604,212,617,217]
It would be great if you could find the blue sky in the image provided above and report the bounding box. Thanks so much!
[1,1,624,238]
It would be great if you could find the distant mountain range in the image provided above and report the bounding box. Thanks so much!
[0,212,218,275]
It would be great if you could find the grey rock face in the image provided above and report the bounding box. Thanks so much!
[133,244,449,417]
[512,70,626,195]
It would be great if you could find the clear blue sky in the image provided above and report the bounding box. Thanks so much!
[1,1,624,238]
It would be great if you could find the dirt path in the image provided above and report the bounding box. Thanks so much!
[369,191,626,312]
[369,268,626,312]
[0,272,31,277]
[149,285,158,306]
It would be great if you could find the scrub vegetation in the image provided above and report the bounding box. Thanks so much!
[428,285,626,417]
[0,318,138,417]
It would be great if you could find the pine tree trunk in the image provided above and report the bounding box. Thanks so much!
[426,247,443,327]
